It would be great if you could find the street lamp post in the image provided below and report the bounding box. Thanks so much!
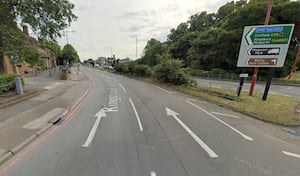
[131,35,138,59]
[107,47,113,58]
[65,30,75,44]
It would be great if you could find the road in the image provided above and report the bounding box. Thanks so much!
[1,67,300,176]
[194,78,300,97]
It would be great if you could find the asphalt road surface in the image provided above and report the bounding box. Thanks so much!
[194,78,300,98]
[1,67,300,176]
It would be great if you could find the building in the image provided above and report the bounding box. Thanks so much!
[119,57,130,64]
[0,26,57,75]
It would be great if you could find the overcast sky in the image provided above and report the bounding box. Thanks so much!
[58,0,233,61]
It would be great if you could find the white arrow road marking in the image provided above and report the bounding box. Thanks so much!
[81,109,107,148]
[152,84,173,94]
[165,107,218,158]
[119,83,127,93]
[282,151,300,159]
[186,99,253,141]
[150,171,157,176]
[211,112,241,119]
[246,28,256,45]
[129,98,144,131]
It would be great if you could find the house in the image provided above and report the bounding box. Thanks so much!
[0,26,57,75]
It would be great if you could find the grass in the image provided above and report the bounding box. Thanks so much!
[110,71,300,126]
[173,85,300,126]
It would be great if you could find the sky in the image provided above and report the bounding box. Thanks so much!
[57,0,234,61]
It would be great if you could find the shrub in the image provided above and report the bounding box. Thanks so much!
[115,63,152,77]
[0,74,23,93]
[134,64,152,77]
[154,59,190,85]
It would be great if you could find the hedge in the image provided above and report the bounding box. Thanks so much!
[0,74,23,93]
[115,63,152,77]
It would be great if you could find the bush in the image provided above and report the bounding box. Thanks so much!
[0,74,23,93]
[154,59,190,85]
[115,63,152,77]
[134,65,152,77]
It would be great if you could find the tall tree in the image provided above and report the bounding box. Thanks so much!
[140,39,166,66]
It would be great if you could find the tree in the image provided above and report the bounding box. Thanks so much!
[0,0,77,72]
[44,40,61,61]
[60,44,79,65]
[140,38,166,66]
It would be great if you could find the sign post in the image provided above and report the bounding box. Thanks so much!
[237,24,294,100]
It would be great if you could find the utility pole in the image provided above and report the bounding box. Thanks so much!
[249,0,273,96]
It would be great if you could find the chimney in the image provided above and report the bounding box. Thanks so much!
[23,26,29,36]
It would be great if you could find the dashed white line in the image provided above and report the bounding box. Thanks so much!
[129,98,144,131]
[186,99,253,141]
[119,83,127,93]
[211,112,241,119]
[152,84,173,94]
[282,151,300,159]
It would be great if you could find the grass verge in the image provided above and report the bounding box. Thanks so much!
[115,72,300,126]
[103,67,300,126]
[173,85,300,126]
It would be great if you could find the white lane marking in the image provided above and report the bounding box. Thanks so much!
[166,107,218,158]
[186,100,253,141]
[282,151,300,159]
[129,98,144,131]
[186,98,197,102]
[211,112,241,119]
[151,84,173,94]
[23,107,66,129]
[81,109,106,148]
[119,83,127,93]
[150,171,157,176]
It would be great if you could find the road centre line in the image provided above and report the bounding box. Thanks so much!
[282,151,300,159]
[119,83,127,93]
[151,84,173,94]
[211,112,241,119]
[129,98,144,131]
[186,99,253,141]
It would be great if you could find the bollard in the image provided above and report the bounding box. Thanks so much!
[15,77,23,95]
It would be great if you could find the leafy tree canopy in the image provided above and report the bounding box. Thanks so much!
[141,0,300,77]
[60,44,79,64]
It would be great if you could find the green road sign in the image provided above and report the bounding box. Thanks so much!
[238,24,294,68]
[245,26,293,45]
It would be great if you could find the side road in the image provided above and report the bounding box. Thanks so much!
[0,67,90,165]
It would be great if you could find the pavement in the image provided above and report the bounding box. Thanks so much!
[0,66,90,165]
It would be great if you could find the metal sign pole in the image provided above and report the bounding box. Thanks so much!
[262,67,275,100]
[249,0,273,96]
